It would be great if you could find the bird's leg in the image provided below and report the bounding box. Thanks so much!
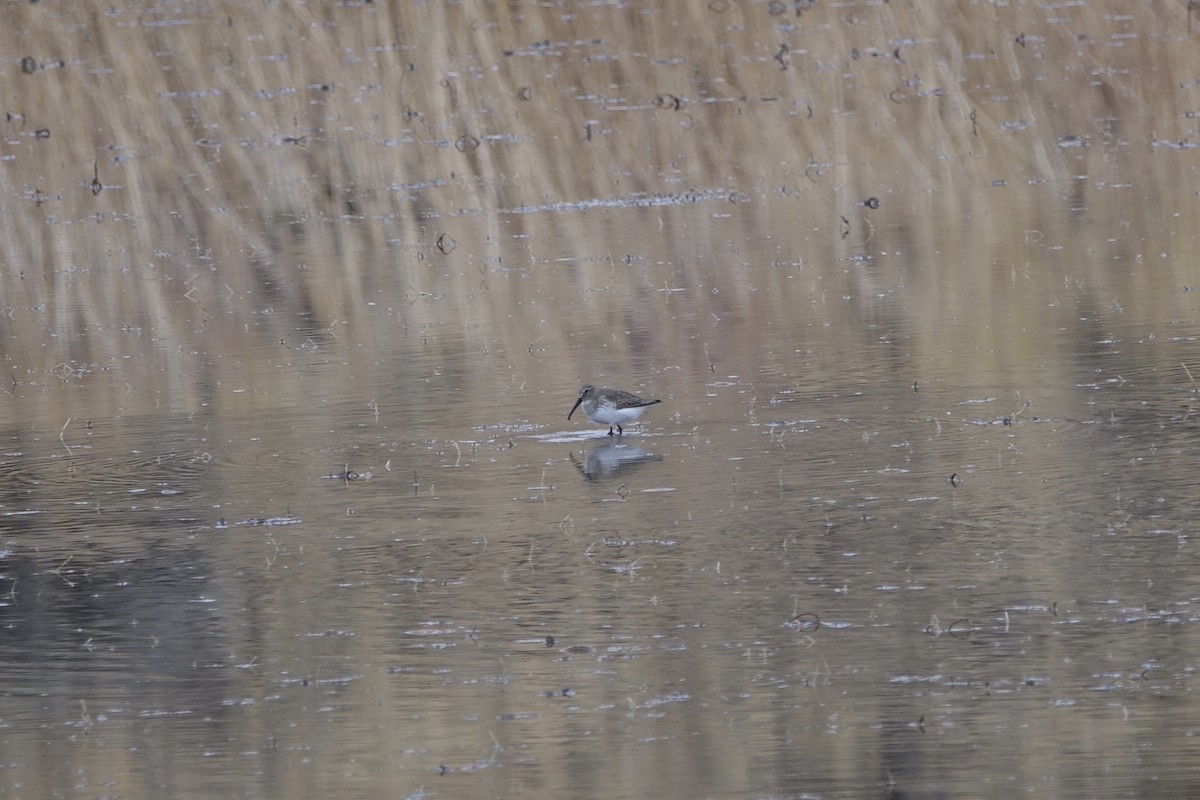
[607,426,615,436]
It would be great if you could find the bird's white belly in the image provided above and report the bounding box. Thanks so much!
[588,404,647,425]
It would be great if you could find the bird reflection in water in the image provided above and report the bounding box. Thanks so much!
[569,439,664,481]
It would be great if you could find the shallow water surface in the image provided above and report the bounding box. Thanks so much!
[3,2,1200,799]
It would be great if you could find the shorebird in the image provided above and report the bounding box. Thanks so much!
[567,384,661,436]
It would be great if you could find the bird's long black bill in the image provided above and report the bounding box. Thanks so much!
[567,397,583,420]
